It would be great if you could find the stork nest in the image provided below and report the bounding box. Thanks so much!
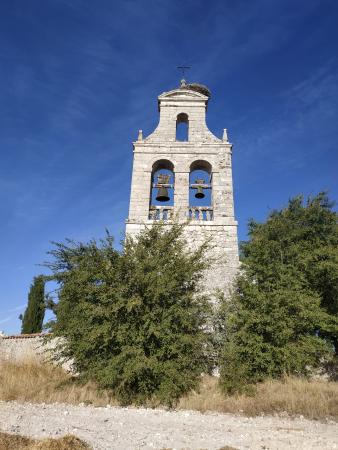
[184,83,211,97]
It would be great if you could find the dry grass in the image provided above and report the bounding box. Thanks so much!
[0,359,117,407]
[178,375,338,420]
[0,432,91,450]
[0,359,337,420]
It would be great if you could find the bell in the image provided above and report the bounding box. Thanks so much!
[156,186,170,202]
[194,178,205,199]
[195,185,205,199]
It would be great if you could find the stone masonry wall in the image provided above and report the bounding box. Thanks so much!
[0,334,48,363]
[0,334,73,371]
[126,84,239,296]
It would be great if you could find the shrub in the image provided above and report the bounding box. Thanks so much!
[219,193,338,393]
[45,223,212,405]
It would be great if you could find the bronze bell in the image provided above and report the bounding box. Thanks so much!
[156,174,170,202]
[156,186,170,202]
[195,179,205,199]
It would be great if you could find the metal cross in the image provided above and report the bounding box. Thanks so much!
[177,65,191,78]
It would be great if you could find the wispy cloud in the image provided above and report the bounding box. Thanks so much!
[8,304,26,313]
[282,59,338,136]
[0,304,25,316]
[0,315,13,325]
[236,58,338,171]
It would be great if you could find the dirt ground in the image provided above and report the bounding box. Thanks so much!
[0,400,337,450]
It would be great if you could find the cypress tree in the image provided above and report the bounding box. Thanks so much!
[21,275,46,334]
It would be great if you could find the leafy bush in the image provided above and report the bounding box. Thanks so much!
[45,223,211,405]
[219,193,338,393]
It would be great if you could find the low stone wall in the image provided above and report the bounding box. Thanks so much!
[0,333,73,371]
[0,334,49,362]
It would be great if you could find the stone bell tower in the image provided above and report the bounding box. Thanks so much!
[126,80,239,295]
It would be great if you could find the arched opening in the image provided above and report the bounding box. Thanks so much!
[189,160,213,220]
[149,159,174,220]
[176,113,189,141]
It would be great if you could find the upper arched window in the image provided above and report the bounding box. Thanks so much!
[176,113,189,141]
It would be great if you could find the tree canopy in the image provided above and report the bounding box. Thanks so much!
[219,193,338,393]
[45,223,212,405]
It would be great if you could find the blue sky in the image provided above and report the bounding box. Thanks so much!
[1,0,337,334]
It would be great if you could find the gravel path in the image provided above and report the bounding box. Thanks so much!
[0,401,337,450]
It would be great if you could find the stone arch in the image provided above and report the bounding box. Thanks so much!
[152,159,174,173]
[190,159,212,174]
[145,156,178,173]
[176,113,189,141]
[150,159,175,217]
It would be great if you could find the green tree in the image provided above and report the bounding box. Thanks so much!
[45,223,211,405]
[21,275,46,334]
[219,193,338,393]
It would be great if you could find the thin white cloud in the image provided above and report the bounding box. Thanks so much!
[237,59,338,170]
[0,304,25,317]
[0,315,13,325]
[8,304,26,313]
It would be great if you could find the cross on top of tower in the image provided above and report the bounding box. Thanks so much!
[177,65,191,78]
[177,65,191,87]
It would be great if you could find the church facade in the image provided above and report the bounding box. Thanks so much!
[126,81,239,295]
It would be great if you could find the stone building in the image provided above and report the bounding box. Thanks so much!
[125,80,239,295]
